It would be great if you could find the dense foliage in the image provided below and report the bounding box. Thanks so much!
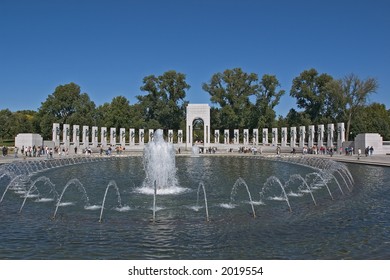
[0,68,387,143]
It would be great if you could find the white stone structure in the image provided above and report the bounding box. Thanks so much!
[177,130,183,144]
[243,129,249,145]
[63,124,70,148]
[327,124,334,148]
[252,129,259,145]
[82,125,89,146]
[224,129,229,144]
[317,124,324,148]
[262,128,268,145]
[129,129,135,145]
[186,104,211,149]
[214,130,220,144]
[120,128,126,146]
[101,127,107,147]
[337,123,345,151]
[92,126,98,147]
[110,128,116,146]
[290,127,297,147]
[168,130,174,143]
[308,125,315,148]
[272,128,278,146]
[52,123,60,146]
[15,133,43,149]
[139,129,145,145]
[355,133,386,154]
[281,127,287,147]
[73,125,80,147]
[233,129,239,144]
[148,129,154,143]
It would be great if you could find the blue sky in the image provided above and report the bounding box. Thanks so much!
[1,0,389,117]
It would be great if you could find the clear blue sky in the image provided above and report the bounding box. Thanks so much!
[1,0,389,117]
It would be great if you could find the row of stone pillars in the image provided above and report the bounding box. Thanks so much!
[53,123,346,150]
[215,123,345,149]
[52,123,184,148]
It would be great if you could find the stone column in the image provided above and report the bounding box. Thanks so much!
[299,126,306,148]
[262,128,268,145]
[101,127,107,147]
[290,127,297,148]
[83,125,89,147]
[73,125,80,148]
[243,129,249,145]
[148,129,154,143]
[308,125,315,148]
[139,129,145,145]
[178,130,183,144]
[214,130,220,144]
[110,128,116,146]
[91,126,98,148]
[337,122,345,151]
[120,128,126,147]
[129,129,135,146]
[327,124,334,148]
[317,124,324,148]
[252,129,259,145]
[224,129,229,144]
[272,128,278,146]
[63,124,70,148]
[52,123,60,147]
[281,127,287,147]
[233,129,239,145]
[168,130,174,143]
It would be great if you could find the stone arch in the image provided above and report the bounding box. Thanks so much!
[186,104,210,149]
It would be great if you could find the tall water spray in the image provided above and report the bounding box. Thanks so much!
[143,129,178,192]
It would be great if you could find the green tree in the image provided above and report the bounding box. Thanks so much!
[137,70,190,129]
[37,83,96,139]
[0,109,13,141]
[254,74,285,129]
[327,74,379,141]
[96,96,133,130]
[290,68,334,124]
[202,68,258,130]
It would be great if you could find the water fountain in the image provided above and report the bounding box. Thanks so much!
[1,133,390,259]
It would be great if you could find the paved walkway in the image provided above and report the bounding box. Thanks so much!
[1,151,390,167]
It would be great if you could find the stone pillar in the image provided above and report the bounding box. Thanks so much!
[73,125,80,148]
[214,130,220,144]
[82,126,89,147]
[178,130,183,144]
[272,128,278,146]
[52,123,60,147]
[317,124,324,148]
[148,129,154,143]
[120,128,126,147]
[299,126,306,148]
[139,129,145,145]
[63,124,70,148]
[233,129,239,145]
[262,128,268,145]
[243,129,249,145]
[308,125,315,148]
[290,127,297,147]
[101,127,107,147]
[129,129,135,146]
[91,126,98,148]
[110,128,116,146]
[337,122,345,151]
[224,129,229,144]
[168,130,174,143]
[281,127,287,147]
[327,124,334,148]
[252,129,258,145]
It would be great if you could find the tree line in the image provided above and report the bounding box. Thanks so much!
[1,68,388,143]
